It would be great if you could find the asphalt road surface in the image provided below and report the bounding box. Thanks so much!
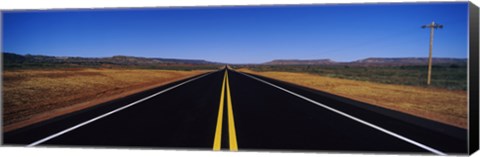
[3,68,467,155]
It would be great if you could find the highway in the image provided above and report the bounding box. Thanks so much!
[3,68,467,155]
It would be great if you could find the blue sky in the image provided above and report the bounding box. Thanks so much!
[2,2,468,64]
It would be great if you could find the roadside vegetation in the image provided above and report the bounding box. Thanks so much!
[232,64,467,90]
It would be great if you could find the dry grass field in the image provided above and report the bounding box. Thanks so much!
[3,68,210,131]
[239,69,467,129]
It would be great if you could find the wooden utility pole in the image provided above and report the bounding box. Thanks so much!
[422,21,443,85]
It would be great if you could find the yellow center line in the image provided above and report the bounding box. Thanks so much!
[213,70,227,151]
[226,70,238,151]
[212,69,239,151]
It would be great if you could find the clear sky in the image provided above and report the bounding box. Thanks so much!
[2,2,468,64]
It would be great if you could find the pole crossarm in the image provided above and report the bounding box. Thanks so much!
[422,21,444,29]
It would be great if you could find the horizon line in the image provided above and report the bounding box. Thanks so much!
[3,52,469,64]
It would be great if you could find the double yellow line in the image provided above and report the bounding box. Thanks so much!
[213,69,238,151]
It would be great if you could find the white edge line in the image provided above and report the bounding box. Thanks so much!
[27,72,212,147]
[239,72,447,156]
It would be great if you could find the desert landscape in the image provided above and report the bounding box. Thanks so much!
[3,52,468,131]
[2,4,473,154]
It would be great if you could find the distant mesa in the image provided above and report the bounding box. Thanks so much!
[350,57,467,66]
[353,57,467,64]
[3,52,219,67]
[263,57,466,66]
